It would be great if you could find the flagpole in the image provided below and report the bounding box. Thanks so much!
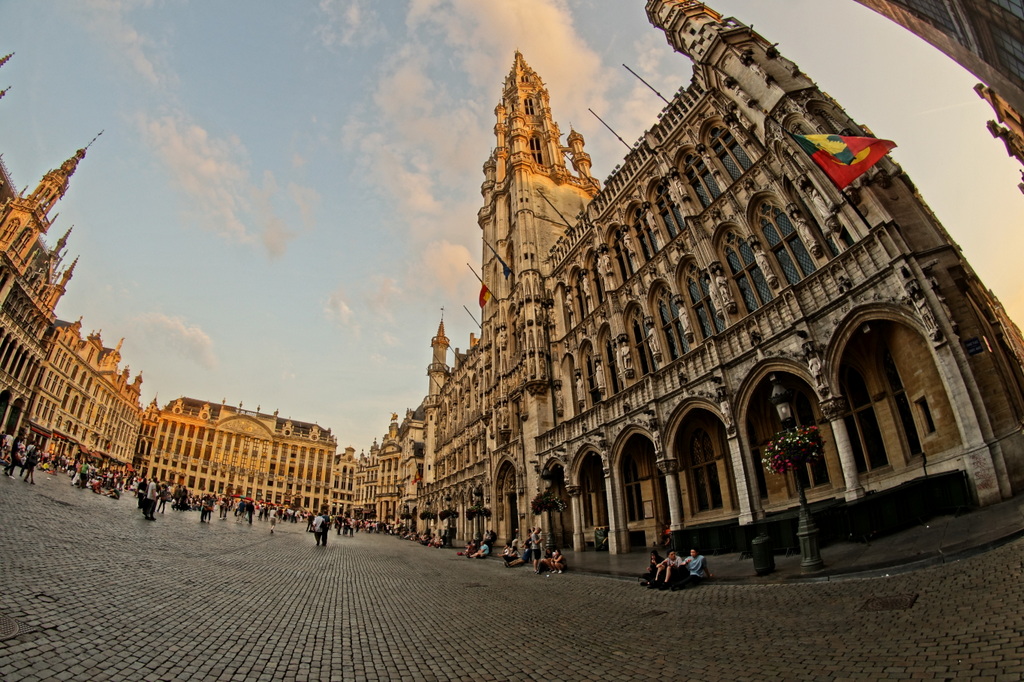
[463,305,482,330]
[466,262,483,284]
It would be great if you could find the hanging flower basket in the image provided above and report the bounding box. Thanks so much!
[399,512,413,520]
[419,510,437,521]
[466,504,491,520]
[762,425,825,475]
[531,491,566,515]
[439,509,459,521]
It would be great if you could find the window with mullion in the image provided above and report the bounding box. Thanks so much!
[658,294,689,360]
[760,204,816,286]
[656,183,680,238]
[631,314,653,375]
[711,127,753,181]
[726,237,773,315]
[685,154,721,207]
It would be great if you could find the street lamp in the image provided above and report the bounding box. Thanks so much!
[768,374,823,572]
[444,494,454,547]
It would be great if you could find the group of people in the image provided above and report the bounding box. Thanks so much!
[640,549,712,591]
[1,432,129,495]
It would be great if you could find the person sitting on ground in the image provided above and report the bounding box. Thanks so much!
[541,548,567,573]
[672,548,713,590]
[640,550,664,586]
[500,543,520,567]
[647,550,686,590]
[461,538,478,557]
[468,541,491,559]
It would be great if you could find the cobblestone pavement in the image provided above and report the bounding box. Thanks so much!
[1,472,1022,681]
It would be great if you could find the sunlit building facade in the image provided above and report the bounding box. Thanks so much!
[381,0,1024,554]
[138,397,342,511]
[32,320,143,467]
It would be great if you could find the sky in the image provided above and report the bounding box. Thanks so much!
[1,0,1021,454]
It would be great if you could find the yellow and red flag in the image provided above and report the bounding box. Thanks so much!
[793,134,896,189]
[479,282,492,307]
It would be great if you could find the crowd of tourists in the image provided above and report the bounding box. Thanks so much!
[1,433,129,496]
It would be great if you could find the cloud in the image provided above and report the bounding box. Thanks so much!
[80,0,169,87]
[418,241,473,296]
[315,0,386,48]
[367,276,402,324]
[324,285,357,329]
[139,112,315,258]
[136,313,217,370]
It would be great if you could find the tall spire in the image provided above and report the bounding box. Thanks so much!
[0,53,12,69]
[28,147,87,219]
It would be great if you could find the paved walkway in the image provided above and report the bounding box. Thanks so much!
[1,470,1022,681]
[562,494,1024,583]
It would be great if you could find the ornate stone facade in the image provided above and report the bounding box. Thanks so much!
[32,320,143,467]
[137,397,348,513]
[0,55,90,448]
[380,1,1024,554]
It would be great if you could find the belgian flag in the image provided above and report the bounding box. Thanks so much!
[793,134,896,189]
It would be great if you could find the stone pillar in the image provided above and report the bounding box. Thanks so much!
[567,485,585,551]
[656,459,685,552]
[603,464,628,554]
[820,397,863,501]
[725,435,756,524]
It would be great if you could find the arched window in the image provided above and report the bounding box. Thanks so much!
[524,98,535,115]
[687,269,723,339]
[630,311,653,376]
[725,233,773,314]
[710,127,752,181]
[623,456,644,522]
[759,203,816,286]
[574,273,589,319]
[604,338,621,395]
[794,392,830,489]
[689,429,723,511]
[529,137,544,164]
[841,364,889,472]
[657,289,689,360]
[633,209,659,261]
[884,349,923,457]
[684,153,721,207]
[655,182,683,239]
[615,230,635,278]
[585,353,601,406]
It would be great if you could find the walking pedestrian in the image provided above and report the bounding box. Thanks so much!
[144,478,158,520]
[269,507,277,534]
[20,442,39,484]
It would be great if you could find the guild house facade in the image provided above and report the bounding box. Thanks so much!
[379,0,1024,555]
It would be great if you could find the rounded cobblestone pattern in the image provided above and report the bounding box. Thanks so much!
[1,473,1022,681]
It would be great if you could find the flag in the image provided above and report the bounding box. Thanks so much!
[484,241,513,279]
[792,134,896,189]
[479,282,492,307]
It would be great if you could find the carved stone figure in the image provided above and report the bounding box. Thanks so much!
[594,360,606,393]
[619,342,633,375]
[793,213,823,258]
[598,251,614,287]
[807,186,832,222]
[752,242,779,289]
[647,324,662,360]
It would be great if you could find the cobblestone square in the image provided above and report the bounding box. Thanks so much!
[1,473,1022,681]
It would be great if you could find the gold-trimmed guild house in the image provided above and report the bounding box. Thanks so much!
[32,320,143,467]
[136,397,353,513]
[387,0,1024,554]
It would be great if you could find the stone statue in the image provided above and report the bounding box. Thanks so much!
[618,342,633,373]
[594,360,606,392]
[598,251,614,287]
[621,231,638,267]
[646,325,662,359]
[576,374,585,406]
[752,243,779,289]
[807,186,832,222]
[793,213,823,257]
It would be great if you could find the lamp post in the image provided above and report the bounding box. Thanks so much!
[768,374,824,572]
[444,494,454,547]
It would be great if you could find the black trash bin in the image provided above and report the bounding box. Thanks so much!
[751,532,775,576]
[594,527,609,551]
